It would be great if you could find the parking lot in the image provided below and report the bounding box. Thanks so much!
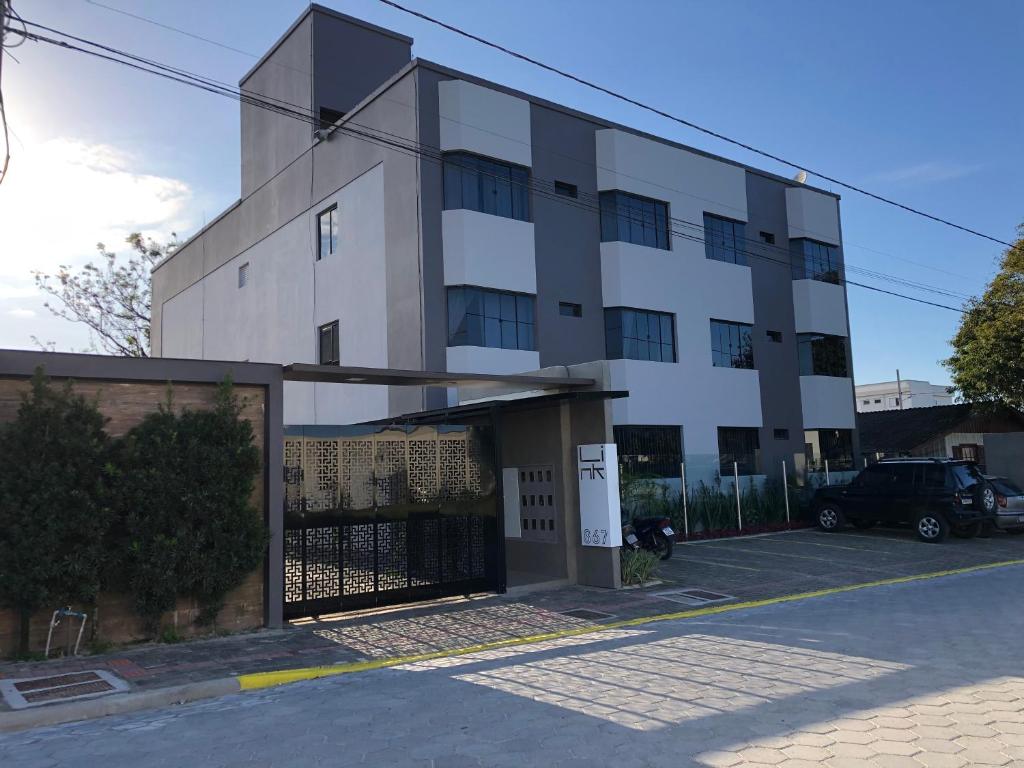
[654,525,1024,604]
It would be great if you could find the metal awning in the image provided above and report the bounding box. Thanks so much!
[282,363,594,390]
[362,389,628,426]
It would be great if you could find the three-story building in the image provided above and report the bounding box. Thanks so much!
[152,5,859,485]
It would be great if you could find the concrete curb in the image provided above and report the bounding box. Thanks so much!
[0,678,240,735]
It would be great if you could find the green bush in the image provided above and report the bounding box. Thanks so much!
[112,379,267,630]
[620,548,660,586]
[0,369,114,654]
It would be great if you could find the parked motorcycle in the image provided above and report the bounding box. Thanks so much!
[622,517,675,560]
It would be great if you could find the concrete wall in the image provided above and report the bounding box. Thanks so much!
[154,65,425,423]
[438,78,532,167]
[595,128,761,482]
[744,173,808,479]
[984,432,1024,488]
[239,6,412,198]
[499,395,619,590]
[785,186,841,244]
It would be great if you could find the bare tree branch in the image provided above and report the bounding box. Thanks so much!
[34,232,178,357]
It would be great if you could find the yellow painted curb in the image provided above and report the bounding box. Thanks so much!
[238,557,1024,691]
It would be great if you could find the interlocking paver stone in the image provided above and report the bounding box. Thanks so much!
[2,537,1024,768]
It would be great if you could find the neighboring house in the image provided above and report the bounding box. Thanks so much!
[151,5,859,485]
[858,403,1024,469]
[856,379,954,412]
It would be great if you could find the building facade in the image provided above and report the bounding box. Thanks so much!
[152,5,859,485]
[856,379,954,412]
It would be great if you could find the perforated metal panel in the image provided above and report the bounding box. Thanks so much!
[282,425,499,617]
[518,464,558,543]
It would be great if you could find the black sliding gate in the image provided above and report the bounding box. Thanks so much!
[282,424,501,618]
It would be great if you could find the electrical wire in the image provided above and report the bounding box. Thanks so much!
[66,5,991,296]
[375,0,1013,249]
[8,20,975,314]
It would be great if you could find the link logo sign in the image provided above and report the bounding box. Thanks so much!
[577,444,623,548]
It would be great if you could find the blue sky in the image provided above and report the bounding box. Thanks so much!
[1,0,1021,387]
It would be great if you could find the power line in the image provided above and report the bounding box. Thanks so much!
[375,0,1013,249]
[72,3,991,296]
[8,20,971,316]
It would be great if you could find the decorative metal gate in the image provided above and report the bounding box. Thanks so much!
[282,424,500,618]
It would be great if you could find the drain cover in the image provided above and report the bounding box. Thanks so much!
[1,669,129,710]
[560,608,614,621]
[651,588,734,606]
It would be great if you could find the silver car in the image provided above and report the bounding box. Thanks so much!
[985,476,1024,533]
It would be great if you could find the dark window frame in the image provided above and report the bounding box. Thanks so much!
[604,307,676,363]
[614,425,682,479]
[446,286,536,351]
[599,190,670,250]
[759,231,775,245]
[317,204,338,261]
[718,427,761,476]
[554,180,578,199]
[791,238,842,283]
[773,428,790,441]
[559,301,582,318]
[318,320,340,366]
[710,319,755,369]
[805,428,854,472]
[766,330,782,343]
[797,333,849,377]
[703,212,747,266]
[442,151,531,222]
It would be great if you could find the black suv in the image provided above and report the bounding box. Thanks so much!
[813,459,997,542]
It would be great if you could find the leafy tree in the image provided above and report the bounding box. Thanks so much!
[113,379,267,629]
[0,369,113,654]
[944,226,1024,409]
[34,232,178,357]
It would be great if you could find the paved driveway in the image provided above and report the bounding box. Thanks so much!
[656,526,1024,604]
[3,562,1024,767]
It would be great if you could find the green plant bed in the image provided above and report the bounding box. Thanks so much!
[620,548,660,586]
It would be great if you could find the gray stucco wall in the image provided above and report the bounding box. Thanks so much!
[240,13,315,199]
[745,173,808,478]
[983,432,1024,488]
[239,6,411,199]
[530,104,607,367]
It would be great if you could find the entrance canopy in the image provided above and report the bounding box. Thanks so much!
[283,363,595,391]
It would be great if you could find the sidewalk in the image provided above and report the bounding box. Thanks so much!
[3,528,1022,732]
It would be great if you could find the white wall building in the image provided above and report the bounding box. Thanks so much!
[856,380,954,412]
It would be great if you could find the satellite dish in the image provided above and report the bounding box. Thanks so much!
[793,170,807,184]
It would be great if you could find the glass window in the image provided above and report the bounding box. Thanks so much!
[797,334,849,377]
[237,262,249,289]
[614,426,682,479]
[703,213,747,265]
[605,308,675,363]
[804,429,854,471]
[442,152,530,222]
[718,427,760,476]
[710,320,754,369]
[951,464,983,490]
[791,238,841,283]
[559,301,582,317]
[318,320,339,365]
[317,205,338,261]
[447,286,535,351]
[599,190,670,250]
[554,181,578,198]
